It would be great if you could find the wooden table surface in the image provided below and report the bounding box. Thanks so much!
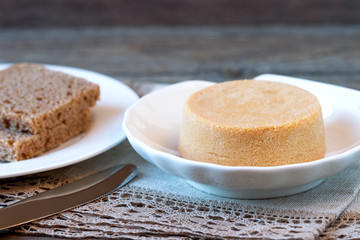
[1,26,359,89]
[0,25,360,239]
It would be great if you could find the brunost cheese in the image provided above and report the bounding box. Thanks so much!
[178,80,326,167]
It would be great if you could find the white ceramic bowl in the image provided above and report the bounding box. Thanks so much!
[123,74,360,199]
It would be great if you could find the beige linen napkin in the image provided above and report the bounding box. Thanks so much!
[1,82,360,239]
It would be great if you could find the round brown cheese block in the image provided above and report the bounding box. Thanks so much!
[178,80,326,167]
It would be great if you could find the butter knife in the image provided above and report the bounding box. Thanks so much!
[0,163,137,230]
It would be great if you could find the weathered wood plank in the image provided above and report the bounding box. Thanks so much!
[1,0,360,27]
[1,26,359,89]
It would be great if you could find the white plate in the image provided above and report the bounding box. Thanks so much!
[0,63,139,178]
[123,75,360,199]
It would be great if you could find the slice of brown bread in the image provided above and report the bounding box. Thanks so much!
[0,63,100,134]
[0,109,92,162]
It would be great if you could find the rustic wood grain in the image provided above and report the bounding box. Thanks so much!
[1,26,359,89]
[1,0,360,27]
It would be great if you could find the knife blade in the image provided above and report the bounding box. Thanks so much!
[0,163,137,230]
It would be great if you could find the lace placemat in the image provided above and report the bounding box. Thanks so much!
[1,82,360,239]
[321,184,360,239]
[1,139,360,239]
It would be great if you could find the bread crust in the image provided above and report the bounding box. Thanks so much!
[0,63,100,134]
[0,110,92,162]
